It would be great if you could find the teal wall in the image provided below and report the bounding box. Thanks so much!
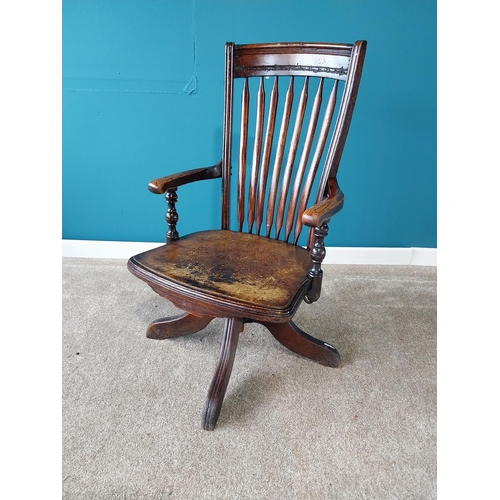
[63,0,437,248]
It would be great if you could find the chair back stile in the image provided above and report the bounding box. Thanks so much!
[221,42,366,248]
[221,43,234,231]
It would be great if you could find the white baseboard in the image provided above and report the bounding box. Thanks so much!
[62,239,436,266]
[325,247,436,265]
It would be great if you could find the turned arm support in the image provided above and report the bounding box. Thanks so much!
[148,161,222,194]
[148,161,222,244]
[302,179,344,303]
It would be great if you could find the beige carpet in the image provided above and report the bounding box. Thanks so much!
[62,257,436,499]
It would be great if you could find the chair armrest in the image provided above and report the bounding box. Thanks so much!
[148,161,222,194]
[302,188,344,228]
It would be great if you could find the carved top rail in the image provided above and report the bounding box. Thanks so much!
[234,43,352,80]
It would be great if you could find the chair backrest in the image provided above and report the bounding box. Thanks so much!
[220,41,366,249]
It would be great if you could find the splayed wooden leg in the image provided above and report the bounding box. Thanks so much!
[202,317,243,431]
[146,312,214,339]
[260,320,342,368]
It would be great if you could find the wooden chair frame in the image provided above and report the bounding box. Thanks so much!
[128,41,367,430]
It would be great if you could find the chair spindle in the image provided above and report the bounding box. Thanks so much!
[265,76,294,238]
[247,77,265,233]
[237,77,249,232]
[275,76,309,240]
[255,76,279,235]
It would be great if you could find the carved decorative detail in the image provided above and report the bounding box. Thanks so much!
[165,188,179,244]
[305,221,329,303]
[309,221,329,276]
[235,64,348,76]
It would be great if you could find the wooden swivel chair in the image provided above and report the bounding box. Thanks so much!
[128,41,367,430]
